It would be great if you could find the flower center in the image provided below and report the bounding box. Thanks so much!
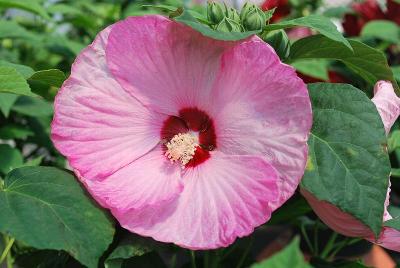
[160,107,217,168]
[165,133,198,168]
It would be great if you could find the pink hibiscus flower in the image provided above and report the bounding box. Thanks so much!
[301,81,400,251]
[51,15,312,249]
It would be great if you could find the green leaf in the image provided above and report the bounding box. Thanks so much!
[29,69,66,88]
[105,235,164,268]
[250,237,310,268]
[0,67,36,97]
[290,35,399,92]
[0,0,50,20]
[12,96,53,117]
[292,59,329,80]
[384,218,400,229]
[0,125,34,140]
[23,156,43,167]
[269,195,312,225]
[322,6,352,18]
[388,130,400,152]
[301,83,390,236]
[0,61,34,79]
[311,258,369,268]
[0,144,23,174]
[361,20,400,44]
[174,9,260,41]
[0,166,115,268]
[0,93,18,117]
[0,21,38,40]
[264,15,352,50]
[391,168,400,178]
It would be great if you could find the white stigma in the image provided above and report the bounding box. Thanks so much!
[165,133,198,168]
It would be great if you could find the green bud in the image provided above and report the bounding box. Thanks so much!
[240,2,256,21]
[225,5,241,24]
[241,6,267,31]
[262,30,290,60]
[215,17,243,33]
[207,2,225,24]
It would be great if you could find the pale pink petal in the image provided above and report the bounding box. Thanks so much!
[366,227,400,252]
[372,81,400,135]
[208,39,312,210]
[106,15,236,115]
[112,152,279,249]
[51,25,165,181]
[81,146,183,213]
[300,188,374,237]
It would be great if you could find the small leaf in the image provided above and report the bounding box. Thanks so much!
[0,125,34,140]
[391,168,400,178]
[23,156,43,167]
[301,83,390,236]
[264,15,352,50]
[0,144,23,174]
[105,235,165,268]
[0,93,18,117]
[392,66,400,82]
[29,69,66,88]
[290,35,399,92]
[0,21,38,40]
[0,166,115,268]
[361,20,400,44]
[174,9,260,41]
[0,0,50,20]
[311,258,369,268]
[250,237,311,268]
[0,67,36,97]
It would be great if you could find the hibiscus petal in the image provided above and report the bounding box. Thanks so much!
[81,146,183,213]
[112,152,279,249]
[371,81,400,135]
[301,188,374,237]
[209,39,312,210]
[51,25,165,181]
[106,15,236,115]
[367,227,400,252]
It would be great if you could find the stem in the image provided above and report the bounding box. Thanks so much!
[300,224,314,255]
[235,235,254,268]
[190,250,197,268]
[170,253,177,268]
[328,238,351,259]
[221,243,238,260]
[313,220,319,256]
[0,236,15,265]
[320,232,338,259]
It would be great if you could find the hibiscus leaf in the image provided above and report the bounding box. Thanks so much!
[388,130,400,152]
[301,83,390,236]
[250,236,311,268]
[174,9,260,41]
[289,35,399,93]
[0,166,115,268]
[0,61,34,79]
[28,69,66,88]
[0,67,37,97]
[264,15,352,50]
[361,20,400,44]
[0,124,34,140]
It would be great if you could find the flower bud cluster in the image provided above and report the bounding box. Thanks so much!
[207,2,269,32]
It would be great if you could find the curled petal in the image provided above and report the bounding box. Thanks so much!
[301,188,374,237]
[371,81,400,135]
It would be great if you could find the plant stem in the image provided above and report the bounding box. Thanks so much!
[203,251,209,268]
[236,235,254,268]
[313,220,319,255]
[300,224,314,254]
[0,235,15,265]
[320,232,338,259]
[328,238,350,259]
[190,250,197,268]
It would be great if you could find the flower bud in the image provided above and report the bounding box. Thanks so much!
[215,17,243,33]
[225,6,241,24]
[241,6,267,31]
[262,30,290,60]
[207,2,225,24]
